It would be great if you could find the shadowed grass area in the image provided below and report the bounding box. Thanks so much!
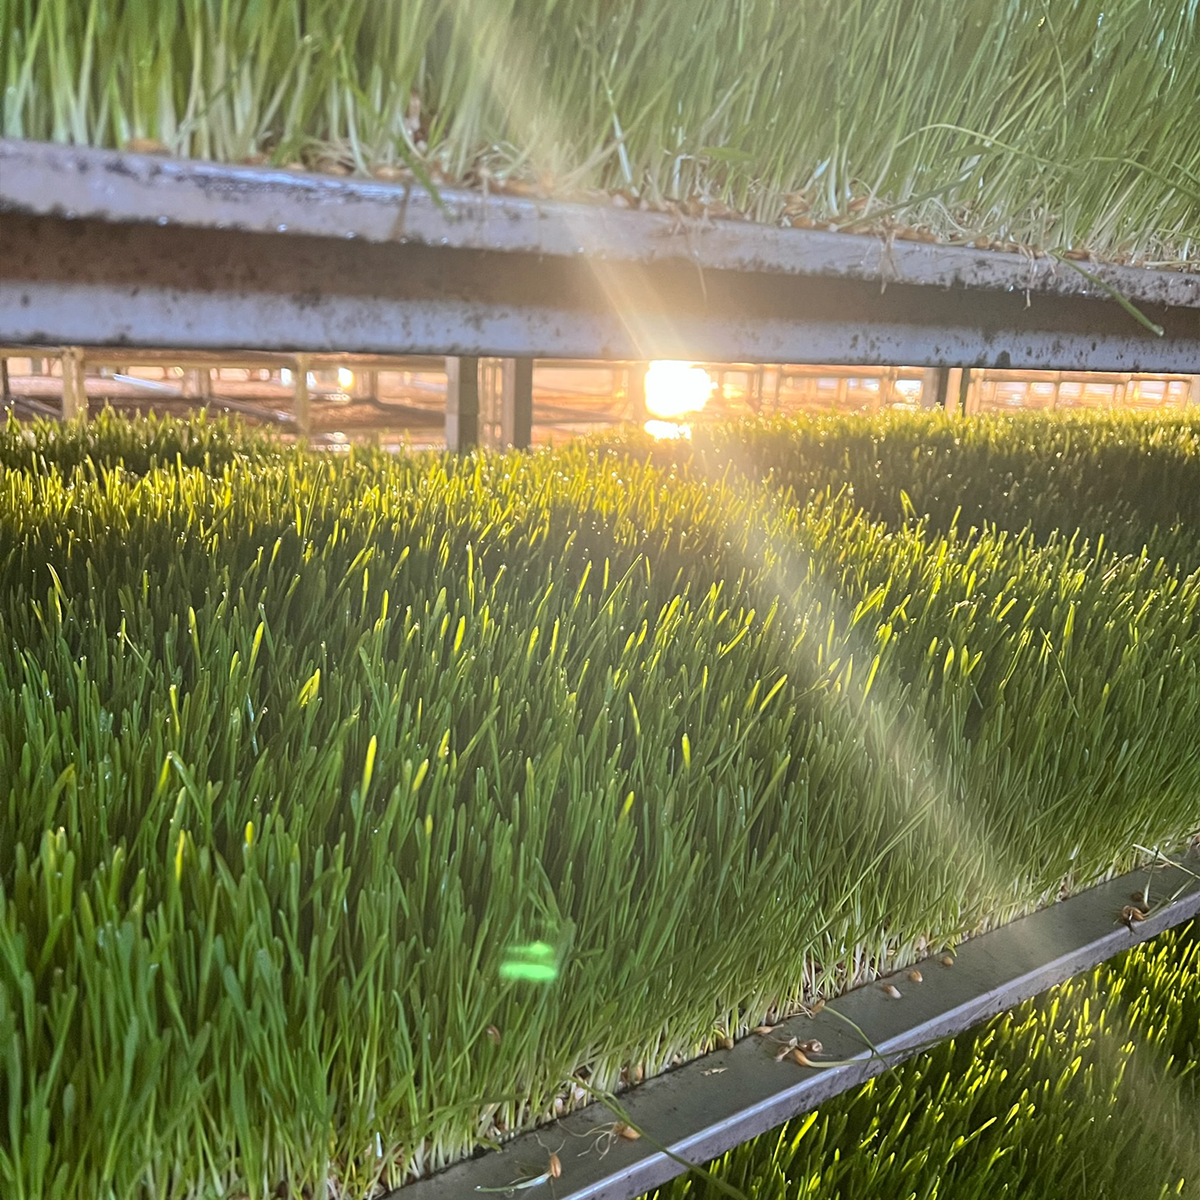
[1,412,1198,1197]
[2,2,1198,265]
[645,921,1200,1200]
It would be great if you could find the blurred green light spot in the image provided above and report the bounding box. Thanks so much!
[500,941,559,983]
[499,962,558,982]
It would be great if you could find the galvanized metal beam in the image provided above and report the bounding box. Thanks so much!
[627,364,648,422]
[292,353,311,438]
[5,211,1197,372]
[499,358,534,449]
[445,356,480,450]
[2,140,1198,372]
[398,854,1200,1200]
[3,140,1196,308]
[60,346,86,420]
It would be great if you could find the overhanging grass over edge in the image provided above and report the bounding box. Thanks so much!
[644,920,1200,1200]
[2,1,1198,267]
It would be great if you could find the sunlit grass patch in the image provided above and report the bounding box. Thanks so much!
[1,412,1198,1197]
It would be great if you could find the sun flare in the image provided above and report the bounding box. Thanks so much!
[644,361,714,418]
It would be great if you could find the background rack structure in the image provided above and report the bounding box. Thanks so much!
[3,139,1199,451]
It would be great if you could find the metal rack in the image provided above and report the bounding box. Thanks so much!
[3,139,1198,448]
[401,855,1200,1200]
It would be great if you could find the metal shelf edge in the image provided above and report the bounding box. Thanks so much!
[396,854,1200,1200]
[2,139,1197,310]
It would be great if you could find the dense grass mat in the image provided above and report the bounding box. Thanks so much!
[3,2,1198,265]
[644,921,1200,1200]
[602,410,1200,567]
[8,410,1200,561]
[2,414,1199,1197]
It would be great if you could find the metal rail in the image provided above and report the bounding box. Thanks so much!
[398,853,1200,1200]
[3,140,1198,372]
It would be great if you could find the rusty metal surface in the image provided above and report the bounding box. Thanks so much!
[397,854,1200,1200]
[3,139,1199,369]
[4,212,1199,371]
[3,138,1198,309]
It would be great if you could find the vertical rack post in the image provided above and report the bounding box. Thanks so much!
[184,367,213,404]
[627,362,647,423]
[955,367,973,414]
[499,358,534,449]
[446,356,480,451]
[293,354,311,438]
[920,366,950,410]
[879,366,898,409]
[942,368,964,413]
[61,346,87,420]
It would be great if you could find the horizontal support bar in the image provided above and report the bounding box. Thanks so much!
[3,140,1197,308]
[399,853,1200,1200]
[0,346,451,373]
[4,214,1199,371]
[3,141,1198,370]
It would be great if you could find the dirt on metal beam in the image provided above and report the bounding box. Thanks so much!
[3,140,1199,371]
[4,211,1199,372]
[2,140,1198,309]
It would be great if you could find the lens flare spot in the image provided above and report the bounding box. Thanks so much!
[499,940,560,983]
[644,419,693,440]
[644,361,713,418]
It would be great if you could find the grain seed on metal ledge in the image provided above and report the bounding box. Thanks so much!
[773,1037,799,1061]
